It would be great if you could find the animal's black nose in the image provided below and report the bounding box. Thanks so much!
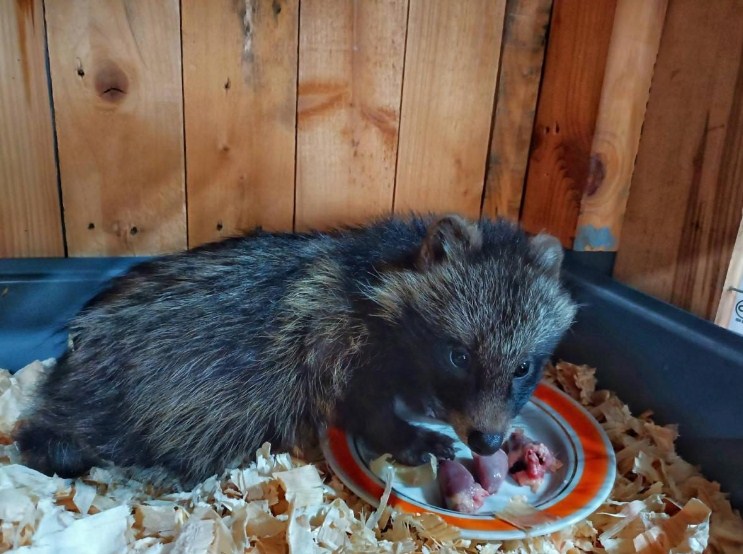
[468,431,504,455]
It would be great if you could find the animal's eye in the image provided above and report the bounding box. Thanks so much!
[514,361,531,378]
[449,347,471,369]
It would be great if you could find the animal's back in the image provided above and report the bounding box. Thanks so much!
[14,219,431,482]
[15,215,571,485]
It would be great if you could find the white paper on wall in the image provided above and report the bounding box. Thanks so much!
[726,289,743,336]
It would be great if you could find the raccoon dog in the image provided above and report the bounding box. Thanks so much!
[15,215,577,485]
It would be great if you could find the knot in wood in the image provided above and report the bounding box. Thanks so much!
[94,63,129,103]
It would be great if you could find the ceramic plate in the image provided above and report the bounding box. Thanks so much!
[321,382,616,540]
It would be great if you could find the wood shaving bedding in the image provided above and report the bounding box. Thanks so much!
[1,360,743,553]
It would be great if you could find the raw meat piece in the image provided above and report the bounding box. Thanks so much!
[472,450,508,494]
[437,460,488,513]
[504,428,562,492]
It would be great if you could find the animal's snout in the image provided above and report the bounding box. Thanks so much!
[467,430,504,455]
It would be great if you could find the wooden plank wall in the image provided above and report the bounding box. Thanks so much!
[3,0,538,254]
[45,0,186,256]
[2,0,743,324]
[0,0,63,257]
[182,0,298,245]
[481,0,552,222]
[574,0,667,252]
[295,0,407,231]
[394,0,505,219]
[614,0,743,320]
[519,0,617,247]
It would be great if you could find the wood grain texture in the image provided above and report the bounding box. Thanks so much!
[0,0,63,257]
[614,0,743,320]
[295,0,408,231]
[481,0,552,222]
[715,213,743,328]
[519,0,616,246]
[183,0,297,246]
[394,0,506,218]
[574,0,667,252]
[45,0,186,256]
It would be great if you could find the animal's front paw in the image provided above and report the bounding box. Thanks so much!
[392,430,455,466]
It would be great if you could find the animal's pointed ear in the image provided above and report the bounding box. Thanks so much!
[529,233,564,277]
[418,215,483,268]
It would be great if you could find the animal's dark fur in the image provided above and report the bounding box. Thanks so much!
[14,215,576,485]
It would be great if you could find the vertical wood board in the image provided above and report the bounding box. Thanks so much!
[519,0,617,246]
[574,0,667,252]
[394,0,506,218]
[614,0,743,320]
[45,0,186,256]
[183,0,298,247]
[295,0,408,231]
[482,0,552,222]
[0,0,63,257]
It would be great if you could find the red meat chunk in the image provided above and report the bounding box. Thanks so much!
[472,450,508,494]
[438,460,488,513]
[504,428,562,491]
